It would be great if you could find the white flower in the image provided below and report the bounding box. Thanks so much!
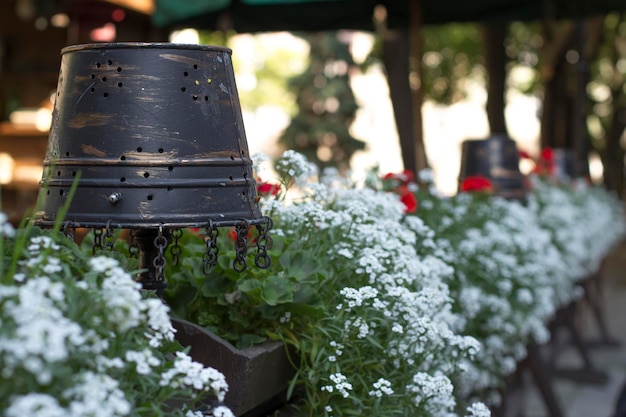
[328,372,353,398]
[125,349,161,375]
[0,212,15,237]
[368,378,394,397]
[160,352,229,401]
[465,402,491,417]
[63,372,131,416]
[5,394,65,417]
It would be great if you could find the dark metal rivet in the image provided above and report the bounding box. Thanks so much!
[108,192,122,205]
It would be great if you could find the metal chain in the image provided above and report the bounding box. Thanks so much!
[153,226,168,282]
[233,219,249,272]
[202,221,219,275]
[103,220,115,251]
[170,228,183,266]
[92,228,103,254]
[254,217,273,269]
[62,221,75,242]
[128,229,140,259]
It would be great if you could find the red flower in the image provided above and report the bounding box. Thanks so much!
[256,179,281,196]
[228,227,254,242]
[534,147,556,177]
[382,170,418,213]
[460,176,494,193]
[398,185,418,213]
[383,170,414,186]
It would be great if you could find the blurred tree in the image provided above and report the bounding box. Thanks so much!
[505,15,625,196]
[198,30,303,113]
[278,31,365,172]
[588,13,626,196]
[483,22,509,136]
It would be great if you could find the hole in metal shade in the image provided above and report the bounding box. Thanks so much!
[120,177,126,182]
[147,194,153,201]
[120,155,126,160]
[143,172,150,178]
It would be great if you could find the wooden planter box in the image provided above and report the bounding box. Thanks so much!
[172,319,297,417]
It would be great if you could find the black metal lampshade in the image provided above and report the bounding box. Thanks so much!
[34,43,271,290]
[458,134,527,200]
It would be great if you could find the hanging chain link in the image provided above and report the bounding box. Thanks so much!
[62,221,76,242]
[103,220,115,251]
[92,228,103,254]
[153,226,168,282]
[170,228,183,266]
[233,219,249,273]
[128,229,140,259]
[202,221,219,275]
[254,217,273,269]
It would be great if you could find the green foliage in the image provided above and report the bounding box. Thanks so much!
[163,227,328,350]
[421,23,485,103]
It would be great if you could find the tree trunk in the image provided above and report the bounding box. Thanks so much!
[381,0,428,176]
[539,21,576,149]
[482,22,508,136]
[382,30,420,175]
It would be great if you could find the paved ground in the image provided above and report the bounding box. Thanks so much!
[521,240,626,417]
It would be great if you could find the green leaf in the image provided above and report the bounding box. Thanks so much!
[261,275,294,306]
[238,278,263,293]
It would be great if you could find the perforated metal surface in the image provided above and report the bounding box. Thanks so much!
[36,42,263,229]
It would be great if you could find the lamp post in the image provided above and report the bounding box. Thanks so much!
[34,42,272,294]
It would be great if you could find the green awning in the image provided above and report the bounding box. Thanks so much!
[152,0,626,32]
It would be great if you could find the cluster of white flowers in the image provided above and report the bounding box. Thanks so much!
[417,176,626,404]
[0,232,232,417]
[160,352,229,401]
[265,151,487,416]
[322,373,354,398]
[368,378,394,397]
[274,149,318,185]
[254,151,624,417]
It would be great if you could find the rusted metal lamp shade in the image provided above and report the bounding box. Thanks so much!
[34,43,271,290]
[458,134,527,200]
